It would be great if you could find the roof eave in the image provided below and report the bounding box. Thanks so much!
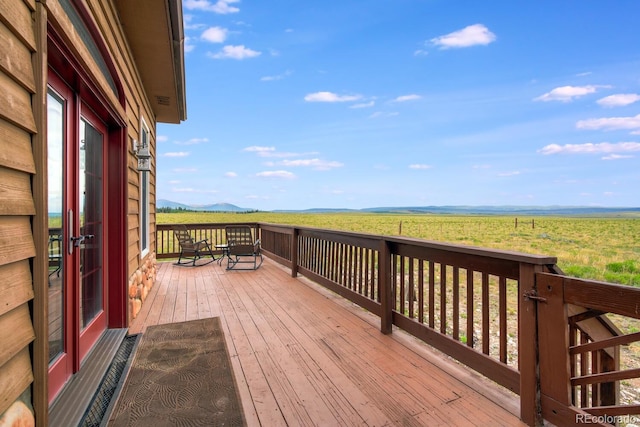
[115,0,187,124]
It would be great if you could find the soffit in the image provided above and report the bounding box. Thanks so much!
[114,0,186,123]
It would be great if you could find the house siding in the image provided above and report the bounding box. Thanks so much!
[0,0,38,424]
[0,0,172,424]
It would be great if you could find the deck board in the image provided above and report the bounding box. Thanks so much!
[127,259,525,426]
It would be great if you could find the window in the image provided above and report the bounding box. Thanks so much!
[140,119,150,257]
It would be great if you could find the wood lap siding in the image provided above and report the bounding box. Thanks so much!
[0,0,37,418]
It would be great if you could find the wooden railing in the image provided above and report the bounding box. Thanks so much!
[536,273,640,426]
[156,223,260,259]
[258,223,558,425]
[156,222,639,426]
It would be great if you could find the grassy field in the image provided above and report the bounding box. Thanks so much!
[157,211,640,287]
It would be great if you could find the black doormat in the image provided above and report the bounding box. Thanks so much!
[81,335,139,427]
[106,318,245,426]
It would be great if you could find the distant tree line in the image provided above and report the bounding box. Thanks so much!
[158,207,192,213]
[157,206,261,214]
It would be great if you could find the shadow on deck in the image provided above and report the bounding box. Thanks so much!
[124,258,523,426]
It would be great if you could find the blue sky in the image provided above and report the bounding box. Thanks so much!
[157,0,640,210]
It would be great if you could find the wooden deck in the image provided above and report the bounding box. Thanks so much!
[127,258,525,426]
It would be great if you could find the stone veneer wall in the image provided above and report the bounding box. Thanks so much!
[128,253,158,322]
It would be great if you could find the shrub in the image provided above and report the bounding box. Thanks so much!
[606,259,639,274]
[563,264,600,279]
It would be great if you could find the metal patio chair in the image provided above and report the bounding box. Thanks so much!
[48,229,63,283]
[173,225,216,266]
[224,225,263,270]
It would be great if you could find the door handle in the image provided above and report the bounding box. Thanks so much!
[68,210,74,255]
[70,234,95,248]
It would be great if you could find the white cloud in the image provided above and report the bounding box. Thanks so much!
[304,91,362,102]
[414,49,429,56]
[602,154,633,160]
[576,114,640,131]
[597,93,640,108]
[538,142,640,155]
[534,85,609,102]
[164,152,190,157]
[225,171,238,177]
[244,146,275,156]
[209,45,261,60]
[430,24,496,49]
[349,101,375,109]
[409,164,432,169]
[393,94,422,103]
[256,170,296,179]
[157,135,169,142]
[168,180,181,184]
[201,26,228,43]
[183,15,206,31]
[261,70,293,81]
[498,171,521,177]
[183,0,240,14]
[176,137,209,145]
[280,159,344,170]
[184,36,195,53]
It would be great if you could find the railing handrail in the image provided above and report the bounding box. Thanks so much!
[258,222,558,265]
[158,221,558,266]
[384,234,557,264]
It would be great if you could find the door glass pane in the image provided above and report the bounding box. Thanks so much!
[47,91,65,363]
[79,119,103,328]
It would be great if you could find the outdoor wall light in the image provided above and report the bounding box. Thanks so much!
[133,139,151,172]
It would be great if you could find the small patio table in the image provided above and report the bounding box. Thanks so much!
[215,244,230,265]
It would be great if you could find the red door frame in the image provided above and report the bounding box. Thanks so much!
[47,72,74,400]
[76,103,108,365]
[47,31,128,402]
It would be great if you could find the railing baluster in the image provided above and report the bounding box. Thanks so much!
[418,260,424,324]
[452,267,459,341]
[440,263,447,335]
[408,257,415,319]
[499,276,507,363]
[467,271,474,348]
[363,248,370,298]
[400,255,406,314]
[580,331,589,408]
[428,260,435,328]
[482,272,490,355]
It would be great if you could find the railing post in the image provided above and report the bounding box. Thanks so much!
[379,238,392,334]
[291,228,299,277]
[519,262,544,426]
[536,273,575,426]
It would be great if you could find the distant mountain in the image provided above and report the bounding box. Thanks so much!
[276,205,640,216]
[157,199,253,212]
[157,200,639,216]
[359,206,640,216]
[273,208,360,214]
[157,199,192,210]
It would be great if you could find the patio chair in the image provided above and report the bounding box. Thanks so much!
[48,229,62,284]
[173,225,216,266]
[225,225,263,270]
